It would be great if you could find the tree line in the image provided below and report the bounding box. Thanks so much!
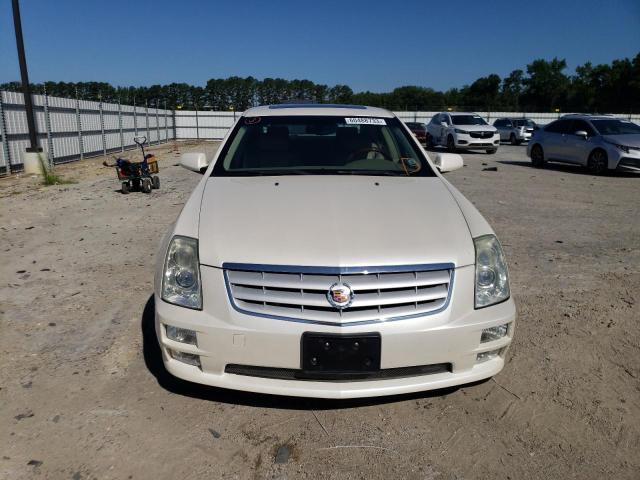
[1,53,638,113]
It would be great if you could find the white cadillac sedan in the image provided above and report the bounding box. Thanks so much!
[155,104,516,399]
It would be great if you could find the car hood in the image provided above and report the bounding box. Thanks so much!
[602,134,640,147]
[197,176,475,269]
[454,125,497,132]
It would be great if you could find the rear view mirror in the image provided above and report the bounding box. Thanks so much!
[433,153,463,173]
[441,121,448,127]
[180,152,209,173]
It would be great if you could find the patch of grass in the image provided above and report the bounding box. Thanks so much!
[38,154,76,186]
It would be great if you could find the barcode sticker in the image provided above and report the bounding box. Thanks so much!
[345,117,387,125]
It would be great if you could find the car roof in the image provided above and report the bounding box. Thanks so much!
[244,104,394,118]
[559,114,616,120]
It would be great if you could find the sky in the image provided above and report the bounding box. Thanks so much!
[1,0,639,93]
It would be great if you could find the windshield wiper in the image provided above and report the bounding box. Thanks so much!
[218,168,412,177]
[333,170,408,176]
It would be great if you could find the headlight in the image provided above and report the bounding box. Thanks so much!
[454,128,468,134]
[161,236,202,309]
[604,140,630,154]
[474,234,510,308]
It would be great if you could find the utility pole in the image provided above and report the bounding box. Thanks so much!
[12,0,43,174]
[12,0,41,154]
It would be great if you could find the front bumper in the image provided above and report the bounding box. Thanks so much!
[155,265,516,398]
[614,149,640,172]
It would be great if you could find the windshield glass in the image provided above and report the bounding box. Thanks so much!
[590,119,640,135]
[212,116,435,177]
[451,115,487,126]
[513,119,535,127]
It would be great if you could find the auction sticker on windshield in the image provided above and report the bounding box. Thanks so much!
[345,117,387,125]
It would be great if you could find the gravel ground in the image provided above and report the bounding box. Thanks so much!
[1,142,638,480]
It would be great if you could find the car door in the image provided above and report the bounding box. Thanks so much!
[440,114,452,144]
[433,114,445,144]
[561,119,597,165]
[542,119,571,160]
[428,114,440,142]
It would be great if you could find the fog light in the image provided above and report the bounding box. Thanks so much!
[165,325,197,345]
[169,349,201,367]
[481,324,509,343]
[476,348,502,363]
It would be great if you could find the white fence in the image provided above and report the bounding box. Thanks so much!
[173,109,640,141]
[0,91,175,174]
[2,90,639,174]
[174,110,240,140]
[393,111,640,127]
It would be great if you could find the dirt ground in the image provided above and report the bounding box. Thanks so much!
[1,141,639,480]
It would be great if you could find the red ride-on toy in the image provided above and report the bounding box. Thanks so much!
[110,136,160,194]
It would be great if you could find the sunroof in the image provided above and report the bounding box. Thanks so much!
[268,104,367,110]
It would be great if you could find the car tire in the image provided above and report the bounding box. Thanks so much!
[121,182,130,194]
[510,133,518,145]
[142,178,152,193]
[587,149,608,175]
[531,144,546,168]
[486,148,497,154]
[425,133,434,149]
[446,135,456,152]
[152,175,160,189]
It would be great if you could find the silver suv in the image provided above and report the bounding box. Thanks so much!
[493,118,537,145]
[526,115,640,174]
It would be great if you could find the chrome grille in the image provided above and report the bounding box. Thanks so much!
[224,264,453,325]
[470,131,494,139]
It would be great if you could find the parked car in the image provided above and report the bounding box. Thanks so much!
[493,117,537,145]
[156,104,516,399]
[427,112,500,154]
[527,114,640,174]
[405,121,428,144]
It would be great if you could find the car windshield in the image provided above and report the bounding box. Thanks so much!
[451,115,487,126]
[513,119,535,127]
[406,122,425,129]
[590,119,640,135]
[212,115,436,177]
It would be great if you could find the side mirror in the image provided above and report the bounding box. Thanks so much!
[440,121,448,127]
[575,130,588,139]
[180,152,209,173]
[433,153,463,173]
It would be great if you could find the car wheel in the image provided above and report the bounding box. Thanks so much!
[486,148,497,154]
[121,182,130,194]
[142,178,152,193]
[510,133,518,145]
[447,135,456,152]
[587,149,608,175]
[531,144,546,168]
[152,175,160,189]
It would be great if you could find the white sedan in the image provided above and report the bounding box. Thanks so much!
[155,104,516,398]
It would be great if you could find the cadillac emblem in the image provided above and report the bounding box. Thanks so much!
[327,282,354,309]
